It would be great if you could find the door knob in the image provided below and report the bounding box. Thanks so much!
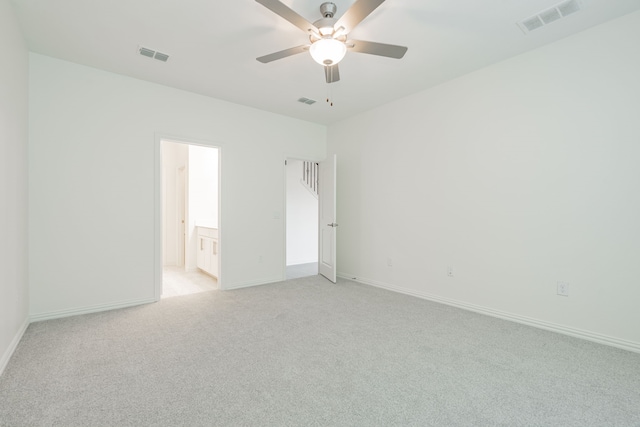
[327,223,339,227]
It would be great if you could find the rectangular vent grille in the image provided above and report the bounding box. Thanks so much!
[139,47,155,58]
[540,8,562,24]
[518,0,582,34]
[297,97,316,105]
[154,52,169,62]
[138,46,170,62]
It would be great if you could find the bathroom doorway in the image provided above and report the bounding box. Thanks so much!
[160,139,220,298]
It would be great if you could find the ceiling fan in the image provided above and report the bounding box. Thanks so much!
[255,0,408,83]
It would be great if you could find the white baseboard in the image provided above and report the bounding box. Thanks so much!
[338,272,640,354]
[0,318,29,377]
[29,298,157,323]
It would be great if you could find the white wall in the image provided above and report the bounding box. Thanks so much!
[286,159,318,265]
[328,10,640,351]
[0,0,29,374]
[186,144,218,271]
[161,141,187,266]
[29,54,325,319]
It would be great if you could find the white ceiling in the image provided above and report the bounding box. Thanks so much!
[10,0,640,125]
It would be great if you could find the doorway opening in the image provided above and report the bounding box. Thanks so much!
[285,159,319,280]
[161,139,220,298]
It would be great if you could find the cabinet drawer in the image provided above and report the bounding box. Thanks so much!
[197,227,218,239]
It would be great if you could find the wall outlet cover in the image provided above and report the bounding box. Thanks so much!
[557,282,569,296]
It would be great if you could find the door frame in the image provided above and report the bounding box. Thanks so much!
[176,166,186,268]
[154,134,223,300]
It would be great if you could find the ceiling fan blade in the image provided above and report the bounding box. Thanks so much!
[334,0,386,34]
[347,40,407,59]
[325,64,340,83]
[257,45,309,63]
[255,0,319,34]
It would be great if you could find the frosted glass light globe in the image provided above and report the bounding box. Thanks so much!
[310,38,347,66]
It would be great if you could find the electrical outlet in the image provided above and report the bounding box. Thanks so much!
[258,255,263,263]
[447,266,454,277]
[387,258,393,267]
[557,282,569,296]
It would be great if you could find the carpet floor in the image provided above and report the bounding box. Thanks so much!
[1,276,639,426]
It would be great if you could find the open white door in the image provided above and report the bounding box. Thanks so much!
[318,155,337,283]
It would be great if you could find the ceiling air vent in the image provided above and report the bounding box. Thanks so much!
[297,97,317,105]
[522,16,544,32]
[138,46,170,62]
[154,52,169,62]
[518,0,582,34]
[540,8,562,24]
[139,47,155,58]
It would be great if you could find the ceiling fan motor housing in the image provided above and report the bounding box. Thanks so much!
[313,17,337,36]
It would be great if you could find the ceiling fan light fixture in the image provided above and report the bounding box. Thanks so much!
[318,25,334,36]
[310,37,346,66]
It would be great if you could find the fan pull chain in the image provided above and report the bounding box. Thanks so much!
[326,87,334,107]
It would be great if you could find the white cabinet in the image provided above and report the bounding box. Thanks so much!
[196,227,218,278]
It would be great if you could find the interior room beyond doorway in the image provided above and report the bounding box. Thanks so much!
[161,140,219,298]
[286,159,318,280]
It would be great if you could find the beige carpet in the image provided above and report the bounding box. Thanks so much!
[1,275,639,426]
